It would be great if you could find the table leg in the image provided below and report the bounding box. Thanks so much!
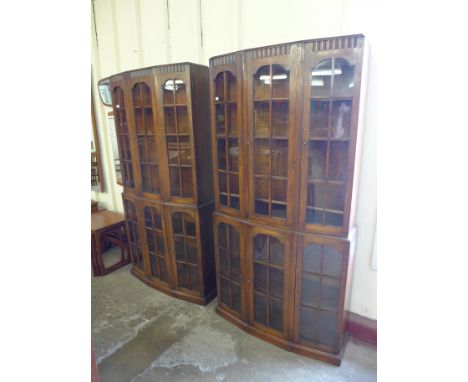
[91,234,101,277]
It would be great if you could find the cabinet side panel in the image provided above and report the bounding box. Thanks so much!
[349,38,369,229]
[342,229,357,339]
[200,203,216,296]
[191,65,214,204]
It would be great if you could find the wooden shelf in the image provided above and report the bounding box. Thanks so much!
[306,206,344,215]
[164,104,188,108]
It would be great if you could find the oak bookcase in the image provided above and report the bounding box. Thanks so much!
[99,63,216,305]
[209,34,368,364]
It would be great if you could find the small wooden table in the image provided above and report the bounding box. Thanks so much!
[91,211,131,276]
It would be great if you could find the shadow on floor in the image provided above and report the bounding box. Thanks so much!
[92,264,376,382]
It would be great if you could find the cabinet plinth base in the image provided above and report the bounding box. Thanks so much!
[215,305,347,366]
[131,267,217,306]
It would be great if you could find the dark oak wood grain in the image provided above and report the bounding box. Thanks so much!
[209,35,367,365]
[99,63,215,305]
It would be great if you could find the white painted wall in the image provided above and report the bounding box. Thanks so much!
[91,0,377,320]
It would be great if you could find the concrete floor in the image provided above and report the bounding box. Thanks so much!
[92,252,376,382]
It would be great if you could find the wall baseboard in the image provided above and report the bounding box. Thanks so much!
[347,312,377,346]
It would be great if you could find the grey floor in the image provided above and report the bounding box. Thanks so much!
[92,250,377,382]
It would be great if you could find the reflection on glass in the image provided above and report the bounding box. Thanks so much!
[254,66,270,100]
[187,240,198,264]
[229,174,239,195]
[252,234,285,331]
[216,104,225,134]
[254,263,267,294]
[217,222,242,314]
[271,178,287,202]
[227,74,237,101]
[181,167,193,197]
[177,263,188,288]
[319,311,338,347]
[254,102,269,138]
[271,64,289,99]
[147,136,158,163]
[306,57,355,228]
[303,244,321,273]
[320,277,340,311]
[188,265,200,290]
[113,86,134,188]
[254,234,268,262]
[272,102,288,137]
[254,176,268,201]
[254,140,270,176]
[331,100,352,138]
[215,73,224,102]
[299,306,319,342]
[228,139,239,171]
[173,212,199,291]
[179,136,192,165]
[254,293,267,325]
[177,107,189,134]
[227,104,237,136]
[175,81,187,104]
[124,200,141,269]
[269,299,283,332]
[271,140,288,177]
[218,172,227,194]
[169,168,180,195]
[167,136,179,164]
[309,100,329,137]
[301,273,320,307]
[252,64,290,218]
[255,200,269,216]
[230,196,239,209]
[269,268,284,299]
[217,139,226,170]
[325,211,343,226]
[163,80,192,197]
[308,141,326,180]
[132,82,160,194]
[164,108,176,134]
[218,223,227,248]
[98,79,112,106]
[298,241,343,347]
[325,183,345,212]
[219,248,228,275]
[221,278,229,304]
[271,203,287,218]
[328,142,348,181]
[232,284,241,312]
[307,183,325,208]
[269,237,284,266]
[215,71,240,210]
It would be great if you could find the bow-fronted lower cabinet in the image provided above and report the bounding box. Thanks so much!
[209,35,368,364]
[98,63,216,305]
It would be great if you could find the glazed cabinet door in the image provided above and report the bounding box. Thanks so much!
[247,226,294,339]
[110,78,136,190]
[299,39,364,235]
[122,195,145,276]
[157,67,198,204]
[245,45,301,228]
[214,215,246,320]
[127,70,165,199]
[140,201,170,286]
[210,54,244,216]
[293,235,348,354]
[167,206,204,296]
